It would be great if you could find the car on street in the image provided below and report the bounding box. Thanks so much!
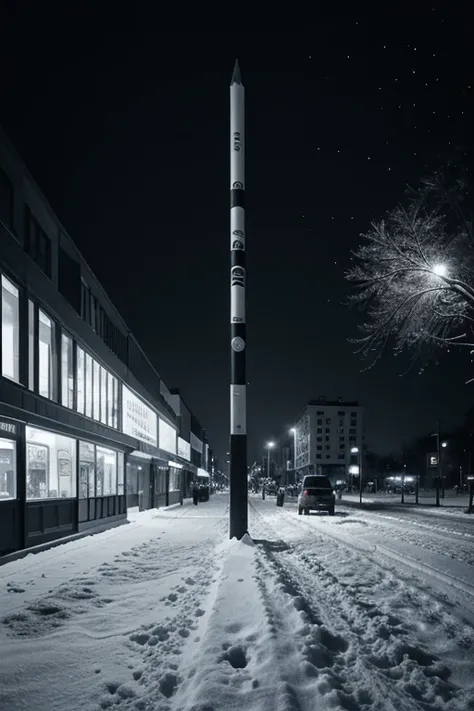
[298,475,335,515]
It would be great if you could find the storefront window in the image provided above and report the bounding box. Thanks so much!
[76,347,85,414]
[38,309,54,399]
[169,466,181,492]
[1,275,20,382]
[0,438,16,500]
[61,333,74,409]
[28,300,35,390]
[79,441,95,499]
[85,353,93,418]
[100,365,107,424]
[117,452,124,495]
[26,426,76,500]
[93,360,100,421]
[96,446,116,496]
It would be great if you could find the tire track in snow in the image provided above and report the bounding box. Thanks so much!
[249,501,474,710]
[285,506,474,625]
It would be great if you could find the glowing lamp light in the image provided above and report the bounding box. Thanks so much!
[432,263,448,277]
[267,441,275,449]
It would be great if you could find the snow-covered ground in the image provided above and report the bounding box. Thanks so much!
[1,493,474,711]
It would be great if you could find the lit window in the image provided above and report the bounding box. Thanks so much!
[117,452,124,495]
[93,359,100,421]
[26,426,76,499]
[61,333,74,408]
[100,365,107,424]
[38,309,54,399]
[1,275,20,382]
[107,371,114,427]
[28,300,35,390]
[76,347,85,414]
[0,437,16,499]
[85,353,93,418]
[79,440,95,499]
[96,446,116,496]
[113,378,119,429]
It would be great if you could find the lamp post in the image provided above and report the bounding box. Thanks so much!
[266,441,275,479]
[431,425,447,506]
[351,446,362,504]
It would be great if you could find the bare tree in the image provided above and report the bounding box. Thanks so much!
[346,161,474,375]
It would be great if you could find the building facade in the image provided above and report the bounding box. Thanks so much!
[294,396,365,484]
[0,125,213,557]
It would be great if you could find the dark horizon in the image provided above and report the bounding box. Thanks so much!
[1,20,472,465]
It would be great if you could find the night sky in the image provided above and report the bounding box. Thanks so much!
[1,14,473,466]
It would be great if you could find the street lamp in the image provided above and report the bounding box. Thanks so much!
[432,263,448,277]
[351,446,363,504]
[431,426,446,506]
[266,441,275,479]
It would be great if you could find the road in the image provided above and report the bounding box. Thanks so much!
[1,494,473,711]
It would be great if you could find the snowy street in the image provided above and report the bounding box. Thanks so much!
[1,494,474,711]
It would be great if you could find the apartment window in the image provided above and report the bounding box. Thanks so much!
[325,418,331,424]
[339,419,344,427]
[340,436,345,441]
[337,411,345,417]
[1,275,20,382]
[349,436,356,442]
[28,300,34,390]
[76,347,85,414]
[325,428,330,434]
[0,167,14,229]
[316,454,322,459]
[350,412,357,417]
[317,428,322,434]
[338,454,345,460]
[325,436,329,442]
[38,309,54,399]
[317,445,322,451]
[317,436,322,442]
[317,411,323,416]
[339,444,345,450]
[326,445,330,450]
[349,428,356,435]
[24,206,51,278]
[61,333,74,408]
[326,455,330,459]
[317,419,322,425]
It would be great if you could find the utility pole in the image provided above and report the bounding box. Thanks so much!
[229,59,248,539]
[436,423,441,507]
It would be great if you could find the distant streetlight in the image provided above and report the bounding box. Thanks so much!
[442,441,448,448]
[350,447,363,504]
[266,441,275,478]
[432,263,448,277]
[290,428,297,470]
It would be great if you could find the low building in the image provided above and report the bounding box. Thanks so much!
[0,124,213,557]
[294,396,365,484]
